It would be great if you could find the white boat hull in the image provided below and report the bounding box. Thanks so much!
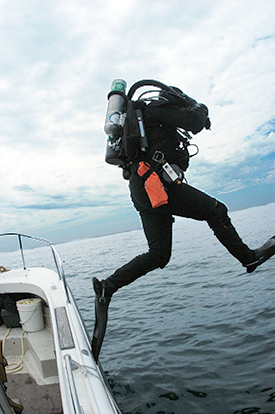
[0,234,121,414]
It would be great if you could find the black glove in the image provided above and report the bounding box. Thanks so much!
[204,117,211,130]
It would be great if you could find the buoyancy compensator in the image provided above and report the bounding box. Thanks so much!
[104,79,170,168]
[103,79,201,174]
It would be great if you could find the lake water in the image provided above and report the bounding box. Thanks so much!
[1,203,275,414]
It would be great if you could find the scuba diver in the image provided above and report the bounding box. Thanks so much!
[92,79,275,362]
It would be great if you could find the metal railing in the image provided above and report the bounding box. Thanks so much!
[64,354,84,414]
[0,233,70,302]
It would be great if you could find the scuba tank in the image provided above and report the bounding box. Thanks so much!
[104,79,127,167]
[104,79,200,169]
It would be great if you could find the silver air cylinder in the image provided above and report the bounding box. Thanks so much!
[104,79,127,167]
[104,79,127,140]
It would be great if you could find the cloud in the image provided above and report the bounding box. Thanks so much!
[13,185,35,193]
[0,0,275,242]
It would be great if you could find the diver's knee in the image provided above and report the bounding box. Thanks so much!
[150,250,171,269]
[158,252,171,269]
[159,256,171,269]
[207,201,231,228]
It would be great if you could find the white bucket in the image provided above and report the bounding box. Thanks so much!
[16,298,44,332]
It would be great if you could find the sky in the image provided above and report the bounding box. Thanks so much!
[0,0,275,245]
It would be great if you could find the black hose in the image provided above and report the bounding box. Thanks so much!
[127,79,170,99]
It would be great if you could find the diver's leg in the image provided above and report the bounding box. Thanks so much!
[104,210,174,292]
[168,183,255,266]
[207,202,275,272]
[206,201,254,265]
[92,209,173,361]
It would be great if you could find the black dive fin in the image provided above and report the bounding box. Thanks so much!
[92,278,111,362]
[246,235,275,273]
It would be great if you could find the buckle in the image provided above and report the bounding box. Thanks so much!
[152,150,165,163]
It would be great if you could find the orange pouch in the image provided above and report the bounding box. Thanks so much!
[137,162,168,208]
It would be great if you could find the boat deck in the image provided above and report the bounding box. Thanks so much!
[5,372,62,414]
[0,323,63,414]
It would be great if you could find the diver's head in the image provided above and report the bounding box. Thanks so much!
[159,86,188,107]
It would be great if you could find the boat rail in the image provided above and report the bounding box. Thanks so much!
[0,233,70,302]
[64,355,83,414]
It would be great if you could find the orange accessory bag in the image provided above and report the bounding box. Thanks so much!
[137,162,168,208]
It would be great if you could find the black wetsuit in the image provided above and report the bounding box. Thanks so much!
[103,101,254,296]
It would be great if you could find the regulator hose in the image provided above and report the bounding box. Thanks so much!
[127,79,171,100]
